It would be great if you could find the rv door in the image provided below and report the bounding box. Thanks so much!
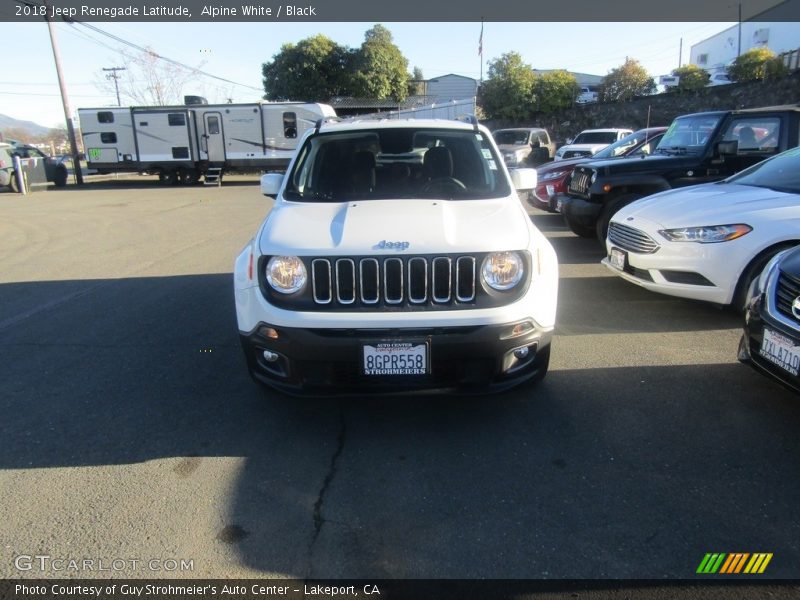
[202,112,225,162]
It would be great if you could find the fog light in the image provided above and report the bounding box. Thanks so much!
[500,321,534,340]
[514,347,530,359]
[258,326,279,339]
[262,350,279,362]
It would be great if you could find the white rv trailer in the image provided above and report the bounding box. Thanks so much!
[77,99,336,184]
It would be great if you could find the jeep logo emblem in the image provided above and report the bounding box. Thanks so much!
[375,240,410,251]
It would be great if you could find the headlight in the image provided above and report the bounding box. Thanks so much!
[658,224,752,243]
[590,171,598,184]
[266,256,307,294]
[539,170,569,181]
[481,251,524,291]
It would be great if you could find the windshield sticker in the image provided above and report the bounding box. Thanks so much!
[481,149,492,159]
[475,134,483,141]
[488,159,497,170]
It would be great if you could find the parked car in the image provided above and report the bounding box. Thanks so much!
[0,143,15,189]
[553,128,633,161]
[529,127,666,212]
[739,243,800,393]
[493,128,555,167]
[560,105,800,242]
[708,72,733,86]
[9,142,69,187]
[602,147,800,310]
[576,87,599,104]
[234,118,558,395]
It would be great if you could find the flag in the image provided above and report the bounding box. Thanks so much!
[478,20,483,56]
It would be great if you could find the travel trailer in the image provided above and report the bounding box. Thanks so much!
[77,98,336,184]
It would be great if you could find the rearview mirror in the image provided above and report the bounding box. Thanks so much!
[510,168,537,192]
[716,140,738,156]
[260,173,283,197]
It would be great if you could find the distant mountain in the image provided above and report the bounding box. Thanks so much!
[0,114,51,139]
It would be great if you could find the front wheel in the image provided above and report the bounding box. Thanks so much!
[53,166,68,187]
[731,244,795,314]
[564,213,595,238]
[596,193,643,245]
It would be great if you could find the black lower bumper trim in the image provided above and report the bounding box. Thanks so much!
[240,322,551,396]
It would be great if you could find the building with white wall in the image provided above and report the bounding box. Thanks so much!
[690,22,800,73]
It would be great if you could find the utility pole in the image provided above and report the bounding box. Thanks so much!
[737,3,742,58]
[43,0,83,184]
[678,38,683,68]
[103,67,126,106]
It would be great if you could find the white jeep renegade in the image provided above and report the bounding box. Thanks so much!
[233,118,558,394]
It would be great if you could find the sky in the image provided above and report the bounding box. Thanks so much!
[0,21,734,129]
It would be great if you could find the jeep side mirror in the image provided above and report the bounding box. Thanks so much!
[716,140,738,156]
[510,167,537,192]
[260,173,283,198]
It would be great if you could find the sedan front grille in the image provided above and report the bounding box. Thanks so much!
[311,255,476,307]
[775,269,800,322]
[608,222,660,254]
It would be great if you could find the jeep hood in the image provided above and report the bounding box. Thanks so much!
[581,153,698,175]
[259,198,531,255]
[615,182,800,228]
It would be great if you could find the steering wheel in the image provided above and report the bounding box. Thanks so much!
[421,177,467,195]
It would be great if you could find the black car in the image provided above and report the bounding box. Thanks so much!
[739,245,800,392]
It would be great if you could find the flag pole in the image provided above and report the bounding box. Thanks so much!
[478,18,484,85]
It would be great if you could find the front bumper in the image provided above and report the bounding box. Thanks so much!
[240,320,552,395]
[741,292,800,394]
[558,194,602,227]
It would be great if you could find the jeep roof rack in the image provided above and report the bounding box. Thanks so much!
[455,114,480,132]
[314,116,342,133]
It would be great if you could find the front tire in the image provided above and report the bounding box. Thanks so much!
[596,193,643,245]
[53,166,68,187]
[731,244,795,314]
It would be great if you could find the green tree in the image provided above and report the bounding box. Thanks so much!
[727,47,790,82]
[350,25,410,101]
[533,70,580,113]
[601,58,656,102]
[479,52,537,120]
[262,34,353,101]
[670,64,710,92]
[408,66,425,97]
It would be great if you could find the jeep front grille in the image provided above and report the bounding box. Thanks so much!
[568,169,591,195]
[608,222,660,254]
[311,256,476,307]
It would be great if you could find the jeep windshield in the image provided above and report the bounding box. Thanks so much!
[656,115,722,155]
[284,127,511,201]
[493,130,530,145]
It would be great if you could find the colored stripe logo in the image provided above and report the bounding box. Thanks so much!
[697,553,773,574]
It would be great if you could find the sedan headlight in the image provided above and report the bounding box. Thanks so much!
[481,251,524,291]
[658,224,752,243]
[539,170,569,181]
[266,256,307,294]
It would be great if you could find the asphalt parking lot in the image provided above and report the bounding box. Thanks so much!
[1,180,799,583]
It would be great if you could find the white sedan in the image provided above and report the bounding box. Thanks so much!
[602,147,800,310]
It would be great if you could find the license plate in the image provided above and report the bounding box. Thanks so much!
[610,247,627,271]
[363,342,428,376]
[760,327,800,376]
[555,196,563,213]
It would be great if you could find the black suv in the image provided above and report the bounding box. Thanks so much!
[559,105,800,242]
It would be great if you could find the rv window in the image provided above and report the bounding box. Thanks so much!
[172,147,190,159]
[98,111,114,123]
[100,132,117,144]
[283,112,297,138]
[168,113,186,127]
[207,116,220,135]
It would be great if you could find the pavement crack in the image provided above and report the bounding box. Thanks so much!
[306,402,347,578]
